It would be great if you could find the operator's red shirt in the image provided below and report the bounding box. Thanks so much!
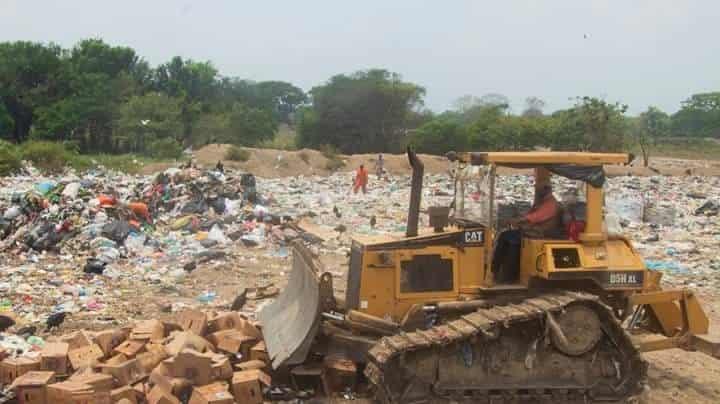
[525,194,559,224]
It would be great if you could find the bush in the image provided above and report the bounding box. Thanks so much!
[21,141,71,173]
[146,138,183,159]
[225,146,251,162]
[319,144,345,171]
[319,144,341,159]
[325,157,346,171]
[298,151,310,164]
[0,141,22,176]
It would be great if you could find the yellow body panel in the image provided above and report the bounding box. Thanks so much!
[457,151,630,166]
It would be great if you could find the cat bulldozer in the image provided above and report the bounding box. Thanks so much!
[259,150,720,403]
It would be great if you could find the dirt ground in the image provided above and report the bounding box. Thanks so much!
[144,144,720,178]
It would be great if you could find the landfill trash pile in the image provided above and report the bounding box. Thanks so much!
[0,164,310,333]
[0,160,719,401]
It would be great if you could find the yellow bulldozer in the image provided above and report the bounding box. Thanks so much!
[259,150,720,403]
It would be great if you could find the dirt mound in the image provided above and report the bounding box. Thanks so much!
[186,144,450,178]
[139,145,720,178]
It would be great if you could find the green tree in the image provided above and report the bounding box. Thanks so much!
[0,41,65,143]
[32,39,147,152]
[522,96,545,117]
[154,57,219,144]
[0,103,13,140]
[671,92,720,137]
[409,115,468,154]
[225,103,277,146]
[550,97,628,151]
[115,92,183,153]
[254,81,307,123]
[466,105,507,149]
[298,69,425,153]
[634,106,670,166]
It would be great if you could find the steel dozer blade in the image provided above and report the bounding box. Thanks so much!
[259,241,324,369]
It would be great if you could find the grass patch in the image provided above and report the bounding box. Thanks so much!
[147,138,183,159]
[225,146,251,162]
[0,140,22,176]
[629,138,720,161]
[258,124,298,150]
[21,141,73,173]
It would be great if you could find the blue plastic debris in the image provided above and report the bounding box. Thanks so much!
[645,260,689,274]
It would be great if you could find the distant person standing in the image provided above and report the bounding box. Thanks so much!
[375,154,385,179]
[353,164,369,194]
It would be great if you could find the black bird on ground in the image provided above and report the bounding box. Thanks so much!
[333,205,341,218]
[0,313,15,332]
[45,312,67,332]
[15,325,37,339]
[370,215,377,228]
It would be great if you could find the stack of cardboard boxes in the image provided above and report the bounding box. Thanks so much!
[0,309,272,403]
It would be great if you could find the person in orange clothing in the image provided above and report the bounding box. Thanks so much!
[128,202,152,224]
[353,164,369,194]
[492,185,560,283]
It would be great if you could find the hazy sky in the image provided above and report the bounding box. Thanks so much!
[2,0,719,114]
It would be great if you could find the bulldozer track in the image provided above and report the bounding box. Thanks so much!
[365,291,647,403]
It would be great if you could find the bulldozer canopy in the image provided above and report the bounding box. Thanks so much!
[449,151,631,187]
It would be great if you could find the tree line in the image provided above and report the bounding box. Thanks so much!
[0,39,305,157]
[1,39,719,164]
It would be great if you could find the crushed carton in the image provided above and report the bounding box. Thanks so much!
[9,371,56,404]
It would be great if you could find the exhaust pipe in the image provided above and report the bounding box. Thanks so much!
[406,147,424,237]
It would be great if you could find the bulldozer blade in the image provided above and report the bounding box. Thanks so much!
[258,241,323,369]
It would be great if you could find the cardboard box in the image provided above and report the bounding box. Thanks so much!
[234,360,267,373]
[207,312,262,339]
[136,346,168,373]
[40,342,69,376]
[68,344,104,370]
[59,331,93,351]
[10,371,55,404]
[188,382,234,404]
[178,310,208,336]
[0,357,41,384]
[113,340,146,358]
[231,370,271,404]
[47,380,111,404]
[149,373,192,401]
[99,358,147,386]
[168,349,213,386]
[130,320,165,341]
[110,386,137,404]
[321,356,358,394]
[93,329,128,357]
[249,341,269,364]
[209,330,256,358]
[147,385,181,404]
[68,372,114,393]
[105,353,128,366]
[165,332,212,356]
[210,355,232,381]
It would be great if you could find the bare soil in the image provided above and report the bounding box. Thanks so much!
[142,144,720,178]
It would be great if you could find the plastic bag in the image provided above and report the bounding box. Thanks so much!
[606,194,644,224]
[101,220,131,244]
[62,182,81,199]
[207,225,229,245]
